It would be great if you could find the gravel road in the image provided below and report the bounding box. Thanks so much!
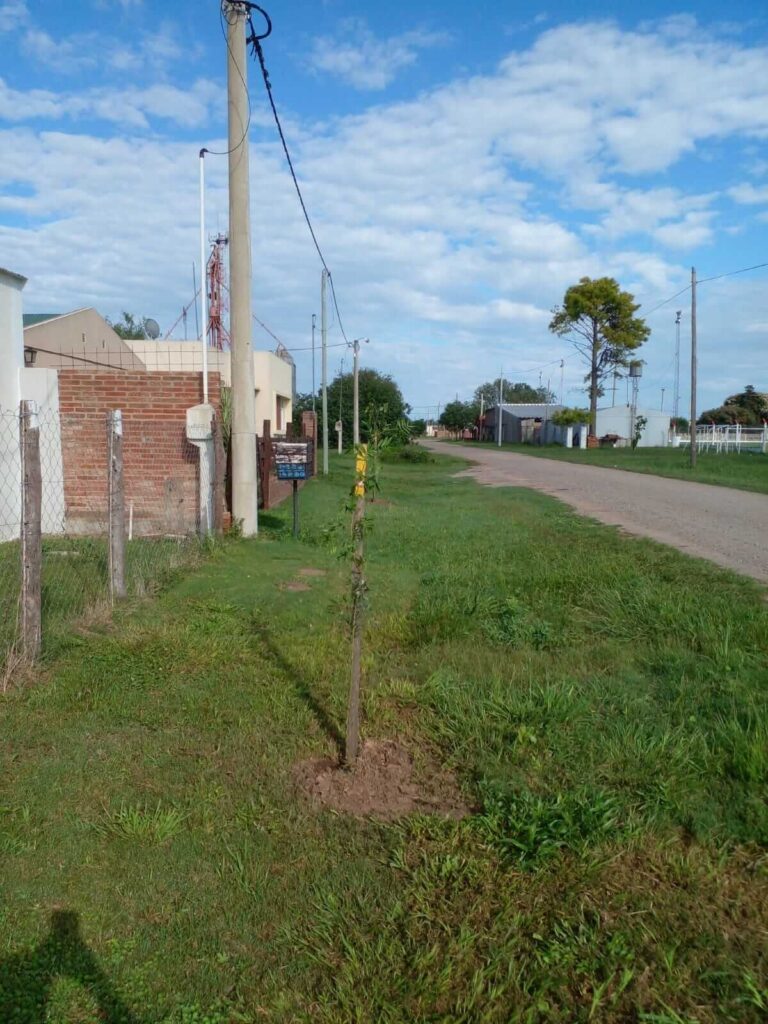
[423,442,768,584]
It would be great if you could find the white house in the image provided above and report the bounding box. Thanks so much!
[595,405,671,447]
[0,269,66,541]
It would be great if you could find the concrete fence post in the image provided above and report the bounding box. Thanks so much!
[20,400,42,662]
[302,410,318,476]
[107,410,126,600]
[212,410,226,535]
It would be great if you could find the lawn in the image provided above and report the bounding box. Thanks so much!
[1,451,767,1022]
[446,440,768,494]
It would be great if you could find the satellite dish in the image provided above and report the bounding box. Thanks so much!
[145,318,160,339]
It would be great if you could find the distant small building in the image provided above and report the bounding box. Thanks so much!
[483,403,564,443]
[596,405,671,447]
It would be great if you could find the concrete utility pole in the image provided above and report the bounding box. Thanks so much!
[353,339,360,445]
[673,309,682,422]
[311,313,316,415]
[352,337,368,446]
[225,1,258,534]
[690,268,698,469]
[321,269,329,475]
[560,359,565,406]
[338,357,344,454]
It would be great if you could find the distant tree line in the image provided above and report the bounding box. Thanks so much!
[699,385,767,426]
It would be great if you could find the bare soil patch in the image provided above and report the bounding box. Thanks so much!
[279,581,311,592]
[297,567,327,578]
[294,738,470,820]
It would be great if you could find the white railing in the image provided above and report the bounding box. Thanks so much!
[676,423,768,453]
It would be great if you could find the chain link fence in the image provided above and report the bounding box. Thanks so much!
[1,403,217,685]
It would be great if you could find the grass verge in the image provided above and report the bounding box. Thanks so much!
[1,453,767,1022]
[445,440,768,494]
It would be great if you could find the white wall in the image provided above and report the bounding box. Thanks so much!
[0,273,65,541]
[0,267,26,413]
[20,368,65,534]
[596,406,671,447]
[0,268,26,541]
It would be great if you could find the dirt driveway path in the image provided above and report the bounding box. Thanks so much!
[423,442,768,585]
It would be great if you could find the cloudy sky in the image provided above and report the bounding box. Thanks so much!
[1,0,767,417]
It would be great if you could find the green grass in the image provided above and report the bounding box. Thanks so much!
[446,440,768,494]
[1,453,767,1022]
[1,534,211,674]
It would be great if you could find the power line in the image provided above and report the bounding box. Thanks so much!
[640,260,768,318]
[204,2,267,157]
[641,285,691,318]
[697,260,768,284]
[243,3,351,344]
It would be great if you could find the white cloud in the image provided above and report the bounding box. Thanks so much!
[308,18,450,90]
[0,76,221,129]
[728,182,768,204]
[653,211,715,249]
[1,17,767,411]
[0,0,27,31]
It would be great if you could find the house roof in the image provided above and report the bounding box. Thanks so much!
[23,308,93,329]
[23,313,62,327]
[0,267,28,286]
[494,403,564,418]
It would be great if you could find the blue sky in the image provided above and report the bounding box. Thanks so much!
[1,0,767,416]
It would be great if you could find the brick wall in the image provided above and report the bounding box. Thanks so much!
[58,369,221,536]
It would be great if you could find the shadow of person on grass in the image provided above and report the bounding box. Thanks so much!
[0,910,139,1023]
[253,621,344,758]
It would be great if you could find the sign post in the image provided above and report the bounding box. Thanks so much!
[273,440,311,539]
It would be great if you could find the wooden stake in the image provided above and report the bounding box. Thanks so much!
[345,445,367,767]
[20,400,42,662]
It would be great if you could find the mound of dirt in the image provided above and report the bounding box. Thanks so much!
[294,738,470,821]
[279,581,311,592]
[298,567,327,578]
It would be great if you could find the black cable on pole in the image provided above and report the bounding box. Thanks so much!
[205,2,261,156]
[243,3,351,344]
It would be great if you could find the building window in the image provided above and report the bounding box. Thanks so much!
[24,348,37,366]
[275,396,282,431]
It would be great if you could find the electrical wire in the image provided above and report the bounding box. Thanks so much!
[251,312,283,347]
[697,260,768,284]
[641,285,691,318]
[243,4,351,343]
[204,2,266,157]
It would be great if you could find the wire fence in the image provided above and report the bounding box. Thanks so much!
[1,404,216,686]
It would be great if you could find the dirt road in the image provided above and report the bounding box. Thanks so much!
[423,442,768,584]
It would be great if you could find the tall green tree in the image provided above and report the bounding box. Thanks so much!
[439,400,476,432]
[316,369,409,448]
[549,277,649,432]
[474,379,555,407]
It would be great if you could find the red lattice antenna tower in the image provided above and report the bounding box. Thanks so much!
[207,233,230,350]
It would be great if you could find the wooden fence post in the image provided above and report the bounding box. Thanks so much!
[20,400,42,662]
[261,420,272,511]
[107,410,126,600]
